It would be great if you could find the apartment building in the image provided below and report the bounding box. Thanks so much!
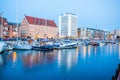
[59,13,78,38]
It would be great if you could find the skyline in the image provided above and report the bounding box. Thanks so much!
[0,0,120,31]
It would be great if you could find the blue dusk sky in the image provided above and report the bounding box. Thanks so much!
[0,0,120,31]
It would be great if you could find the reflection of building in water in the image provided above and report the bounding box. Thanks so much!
[21,50,56,68]
[6,51,17,67]
[80,46,90,59]
[88,45,91,57]
[118,44,120,59]
[106,44,109,53]
[13,52,17,63]
[110,44,112,54]
[83,46,87,59]
[76,47,79,63]
[94,47,97,55]
[57,49,78,70]
[80,45,99,59]
[12,52,17,67]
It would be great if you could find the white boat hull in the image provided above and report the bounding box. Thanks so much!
[14,42,32,50]
[0,42,5,53]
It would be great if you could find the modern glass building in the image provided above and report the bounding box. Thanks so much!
[59,13,78,38]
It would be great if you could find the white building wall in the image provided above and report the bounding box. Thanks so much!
[68,14,71,36]
[59,16,61,37]
[59,13,78,38]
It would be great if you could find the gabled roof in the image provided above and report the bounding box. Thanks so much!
[25,16,57,27]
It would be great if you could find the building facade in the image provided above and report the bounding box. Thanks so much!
[78,27,107,40]
[0,16,19,38]
[8,22,20,38]
[0,17,8,38]
[59,13,78,38]
[20,16,58,38]
[109,29,120,40]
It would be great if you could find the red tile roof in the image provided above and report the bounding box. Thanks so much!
[25,16,57,27]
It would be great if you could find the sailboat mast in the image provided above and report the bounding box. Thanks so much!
[44,17,47,38]
[16,0,18,39]
[0,12,3,38]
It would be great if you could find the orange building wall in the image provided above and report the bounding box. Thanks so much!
[20,18,29,37]
[20,18,58,38]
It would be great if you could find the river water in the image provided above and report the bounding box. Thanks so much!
[0,44,120,80]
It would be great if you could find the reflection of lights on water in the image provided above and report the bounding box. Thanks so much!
[13,52,17,63]
[114,44,117,53]
[110,44,112,54]
[106,44,108,53]
[58,50,61,67]
[94,47,96,55]
[75,47,79,63]
[67,53,72,70]
[30,54,34,63]
[12,52,17,67]
[88,45,91,57]
[57,49,79,70]
[83,46,86,59]
[100,45,103,53]
[108,44,112,53]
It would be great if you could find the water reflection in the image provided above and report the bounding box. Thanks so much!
[0,44,120,80]
[88,45,91,57]
[80,45,98,59]
[18,50,57,68]
[118,44,120,60]
[13,52,17,62]
[94,46,97,55]
[83,46,87,59]
[57,48,78,70]
[0,54,3,66]
[110,44,112,54]
[12,52,17,67]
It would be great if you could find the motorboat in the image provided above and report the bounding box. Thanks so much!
[14,41,32,50]
[62,40,78,49]
[4,43,14,51]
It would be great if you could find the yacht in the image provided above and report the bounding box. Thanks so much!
[14,41,32,50]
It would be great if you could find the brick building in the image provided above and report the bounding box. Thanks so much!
[20,15,58,38]
[0,16,20,38]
